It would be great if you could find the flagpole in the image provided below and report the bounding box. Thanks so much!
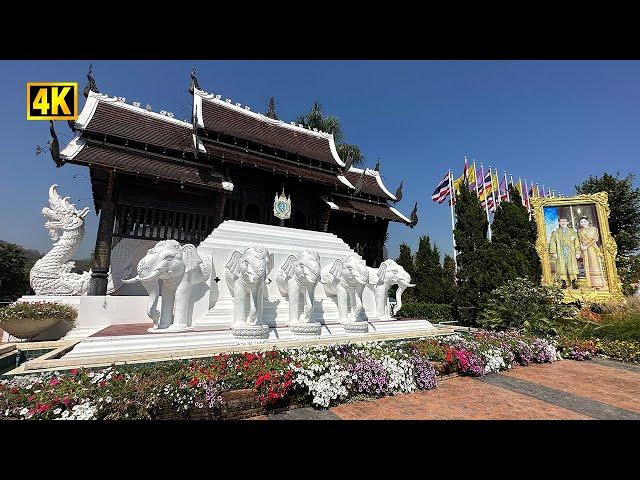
[524,178,532,220]
[495,168,502,207]
[518,178,524,206]
[504,171,510,202]
[480,162,492,240]
[473,159,480,197]
[491,167,498,210]
[448,169,457,274]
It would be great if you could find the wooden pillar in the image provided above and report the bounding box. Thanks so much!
[88,170,116,295]
[214,190,228,227]
[320,205,331,232]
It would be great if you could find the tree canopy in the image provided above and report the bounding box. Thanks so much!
[0,242,30,300]
[296,101,365,166]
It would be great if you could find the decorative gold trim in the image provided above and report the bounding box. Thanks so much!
[530,192,624,303]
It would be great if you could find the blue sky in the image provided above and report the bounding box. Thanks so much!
[1,60,639,261]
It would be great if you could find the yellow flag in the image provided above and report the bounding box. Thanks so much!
[467,163,477,185]
[515,179,523,196]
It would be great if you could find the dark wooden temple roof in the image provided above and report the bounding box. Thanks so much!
[196,91,344,167]
[327,196,410,223]
[76,94,197,153]
[200,138,344,187]
[62,141,225,191]
[61,90,411,224]
[343,169,397,201]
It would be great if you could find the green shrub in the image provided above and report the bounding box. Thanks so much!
[557,297,640,342]
[396,302,452,322]
[479,277,575,336]
[0,301,77,325]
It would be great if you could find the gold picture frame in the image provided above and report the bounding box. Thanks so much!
[530,192,624,303]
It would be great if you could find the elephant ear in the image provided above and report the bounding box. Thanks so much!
[375,261,387,286]
[280,255,297,279]
[266,252,275,275]
[225,250,243,297]
[182,244,203,273]
[331,259,343,278]
[225,251,243,277]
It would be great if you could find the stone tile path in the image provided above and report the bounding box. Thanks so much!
[252,359,640,420]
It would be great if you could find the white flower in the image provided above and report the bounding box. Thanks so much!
[53,408,62,415]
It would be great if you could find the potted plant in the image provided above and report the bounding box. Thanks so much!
[0,302,77,340]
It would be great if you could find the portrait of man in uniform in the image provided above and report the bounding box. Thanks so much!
[548,216,581,289]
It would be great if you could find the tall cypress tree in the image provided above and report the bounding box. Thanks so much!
[452,185,490,324]
[442,254,456,304]
[414,235,445,303]
[491,186,541,283]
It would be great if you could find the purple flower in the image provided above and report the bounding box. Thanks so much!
[346,358,388,396]
[513,341,533,366]
[410,356,437,390]
[530,338,557,363]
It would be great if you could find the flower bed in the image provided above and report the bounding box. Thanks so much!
[557,335,640,363]
[0,332,559,420]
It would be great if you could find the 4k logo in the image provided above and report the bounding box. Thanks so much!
[27,82,78,120]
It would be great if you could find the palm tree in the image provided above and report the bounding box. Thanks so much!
[296,101,364,167]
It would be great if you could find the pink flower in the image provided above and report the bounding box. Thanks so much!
[49,378,60,387]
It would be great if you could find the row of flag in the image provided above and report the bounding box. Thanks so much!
[430,156,564,272]
[431,157,562,215]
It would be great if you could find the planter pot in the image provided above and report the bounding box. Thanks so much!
[0,317,62,340]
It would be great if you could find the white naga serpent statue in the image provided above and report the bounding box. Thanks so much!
[30,185,92,296]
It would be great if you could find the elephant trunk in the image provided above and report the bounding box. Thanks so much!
[140,277,160,326]
[394,279,415,314]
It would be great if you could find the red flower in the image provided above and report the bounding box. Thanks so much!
[62,397,71,406]
[28,395,35,402]
[189,377,199,388]
[70,369,79,376]
[49,378,60,387]
[98,380,107,388]
[10,388,18,394]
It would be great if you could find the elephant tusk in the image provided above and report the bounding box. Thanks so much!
[121,275,141,284]
[122,270,161,284]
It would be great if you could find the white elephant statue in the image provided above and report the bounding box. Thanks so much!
[322,254,370,329]
[225,245,274,333]
[368,259,415,319]
[276,250,321,331]
[123,240,211,332]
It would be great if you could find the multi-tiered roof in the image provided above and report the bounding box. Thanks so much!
[57,70,416,225]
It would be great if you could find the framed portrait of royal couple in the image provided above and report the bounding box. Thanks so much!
[530,192,624,303]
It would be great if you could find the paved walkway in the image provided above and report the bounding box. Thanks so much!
[249,359,640,420]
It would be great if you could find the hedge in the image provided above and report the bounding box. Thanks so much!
[396,302,453,322]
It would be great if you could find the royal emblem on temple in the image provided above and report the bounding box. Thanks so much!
[273,188,291,220]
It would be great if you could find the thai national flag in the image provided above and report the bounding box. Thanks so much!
[431,173,450,203]
[483,195,496,213]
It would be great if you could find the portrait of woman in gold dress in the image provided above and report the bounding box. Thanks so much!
[577,216,606,289]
